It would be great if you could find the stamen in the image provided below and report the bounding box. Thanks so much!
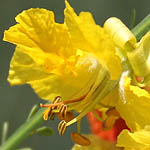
[77,119,81,134]
[63,94,87,105]
[40,94,86,109]
[102,115,118,131]
[102,108,120,130]
[58,120,67,135]
[66,93,101,127]
[71,132,91,146]
[40,94,87,122]
[57,104,67,118]
[43,106,51,120]
[40,102,63,108]
[65,73,111,127]
[54,96,62,102]
[57,111,75,122]
[49,96,62,120]
[41,96,62,121]
[41,86,92,134]
[106,107,120,117]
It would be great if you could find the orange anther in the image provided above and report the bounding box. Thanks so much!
[58,120,67,136]
[57,111,75,122]
[102,115,118,131]
[71,132,91,146]
[106,107,120,117]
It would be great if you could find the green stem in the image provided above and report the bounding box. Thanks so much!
[1,108,45,150]
[1,13,150,150]
[132,14,150,41]
[130,8,136,29]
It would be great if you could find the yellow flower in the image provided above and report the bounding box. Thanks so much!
[4,1,121,135]
[117,126,150,150]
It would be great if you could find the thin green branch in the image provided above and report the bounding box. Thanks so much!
[130,8,136,29]
[1,108,45,150]
[132,14,150,41]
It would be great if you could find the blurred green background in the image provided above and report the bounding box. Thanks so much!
[0,0,150,149]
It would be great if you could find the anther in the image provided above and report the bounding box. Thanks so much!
[58,104,67,118]
[40,96,63,121]
[49,113,55,120]
[43,106,52,120]
[102,115,118,130]
[106,107,120,117]
[53,96,62,103]
[49,96,62,120]
[57,111,75,122]
[58,120,67,135]
[71,132,91,146]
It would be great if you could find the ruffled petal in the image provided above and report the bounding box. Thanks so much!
[117,127,150,150]
[4,8,81,77]
[8,45,101,102]
[64,1,121,80]
[8,46,49,85]
[4,8,75,57]
[29,54,101,101]
[116,77,150,131]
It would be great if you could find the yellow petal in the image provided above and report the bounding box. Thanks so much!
[4,8,81,77]
[116,77,150,131]
[29,54,101,102]
[8,46,101,102]
[4,8,75,57]
[117,127,150,150]
[64,1,121,80]
[8,46,49,85]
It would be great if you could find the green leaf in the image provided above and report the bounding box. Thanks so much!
[35,126,54,136]
[26,105,39,121]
